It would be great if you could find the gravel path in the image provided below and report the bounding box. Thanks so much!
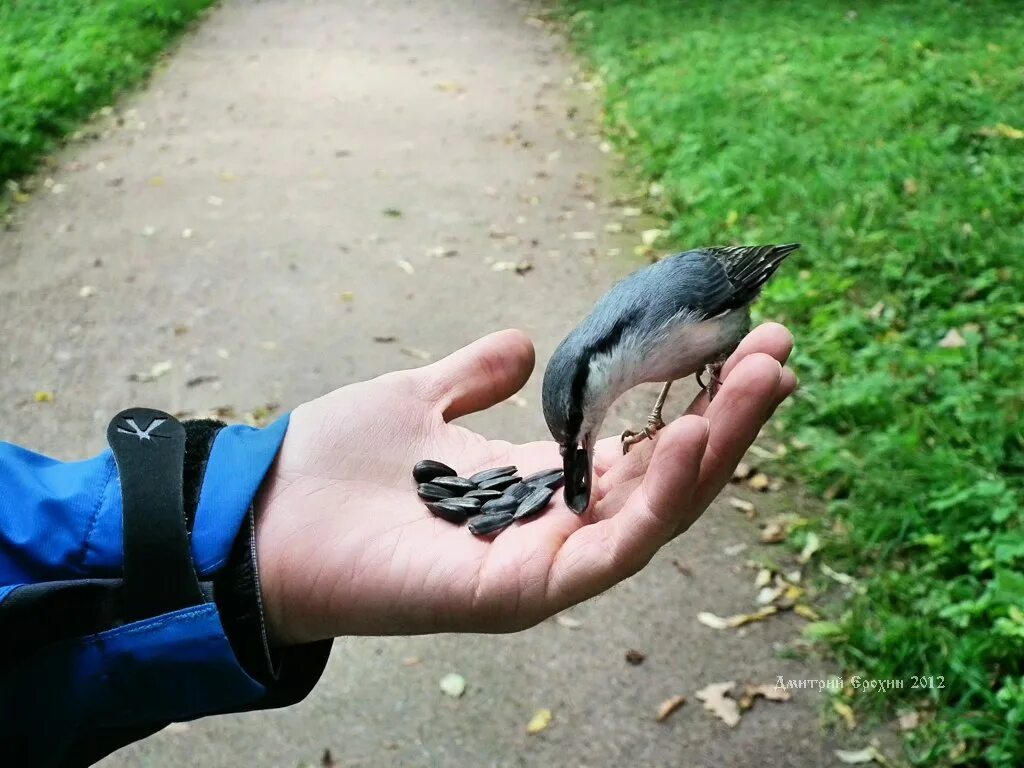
[0,1,838,765]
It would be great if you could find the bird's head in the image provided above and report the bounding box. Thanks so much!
[541,335,601,514]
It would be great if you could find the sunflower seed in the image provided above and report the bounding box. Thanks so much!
[418,483,455,501]
[523,469,564,490]
[513,486,554,521]
[467,465,518,485]
[481,495,519,514]
[431,476,476,494]
[476,474,521,492]
[426,500,475,524]
[413,459,457,483]
[504,482,532,501]
[441,496,482,510]
[465,489,503,501]
[468,512,515,535]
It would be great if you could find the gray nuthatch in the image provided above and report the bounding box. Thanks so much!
[542,243,799,513]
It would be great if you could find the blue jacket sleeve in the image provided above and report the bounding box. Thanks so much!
[0,414,331,766]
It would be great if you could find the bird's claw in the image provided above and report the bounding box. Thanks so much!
[620,416,665,455]
[696,363,724,401]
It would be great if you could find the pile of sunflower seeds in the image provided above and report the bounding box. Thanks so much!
[414,460,564,536]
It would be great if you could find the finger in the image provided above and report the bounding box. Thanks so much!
[685,322,794,416]
[546,415,709,607]
[418,329,536,422]
[691,353,783,516]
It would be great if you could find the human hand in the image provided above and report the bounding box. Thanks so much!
[254,324,797,646]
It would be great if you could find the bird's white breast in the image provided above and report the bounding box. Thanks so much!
[580,309,748,438]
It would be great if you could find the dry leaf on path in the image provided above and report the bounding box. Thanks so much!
[794,604,822,621]
[400,348,432,361]
[555,615,582,629]
[696,682,740,727]
[129,360,172,382]
[739,683,791,710]
[624,649,646,666]
[897,710,920,731]
[439,673,466,698]
[79,285,97,298]
[698,606,777,630]
[672,559,693,576]
[34,390,54,403]
[526,708,552,734]
[760,523,788,544]
[727,497,756,516]
[656,695,687,722]
[401,657,421,667]
[396,259,415,274]
[747,472,771,492]
[834,746,888,765]
[798,532,821,563]
[732,461,753,481]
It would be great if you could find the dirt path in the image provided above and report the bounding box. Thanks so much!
[1,1,838,765]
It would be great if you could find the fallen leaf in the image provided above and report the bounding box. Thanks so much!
[624,649,646,666]
[555,615,582,629]
[373,335,397,343]
[401,656,422,667]
[321,747,336,767]
[656,695,687,722]
[396,259,415,274]
[902,178,918,195]
[739,683,791,710]
[672,559,693,576]
[571,231,596,240]
[760,523,788,544]
[727,497,756,515]
[526,708,552,734]
[206,195,223,206]
[747,472,771,492]
[938,329,966,348]
[34,390,54,403]
[129,360,173,382]
[698,606,777,630]
[604,221,623,233]
[440,673,466,698]
[756,586,783,605]
[78,285,97,298]
[834,746,888,765]
[141,225,156,237]
[794,604,821,621]
[897,710,920,731]
[401,348,432,361]
[798,532,821,563]
[426,246,458,258]
[181,228,194,239]
[724,543,747,556]
[383,207,403,218]
[185,375,219,388]
[492,260,533,274]
[506,393,528,408]
[834,700,857,729]
[821,563,858,587]
[434,81,465,94]
[732,461,753,481]
[245,403,280,427]
[640,228,664,246]
[621,206,642,217]
[696,682,740,727]
[754,568,773,588]
[339,291,355,302]
[978,123,1024,140]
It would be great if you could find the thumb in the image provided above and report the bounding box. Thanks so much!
[419,329,536,422]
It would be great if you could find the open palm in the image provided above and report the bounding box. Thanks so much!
[255,325,796,646]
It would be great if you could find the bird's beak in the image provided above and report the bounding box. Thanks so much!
[562,433,593,514]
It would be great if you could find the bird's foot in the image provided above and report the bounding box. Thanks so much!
[620,415,666,455]
[696,362,724,402]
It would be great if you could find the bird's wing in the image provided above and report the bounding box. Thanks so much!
[700,244,800,313]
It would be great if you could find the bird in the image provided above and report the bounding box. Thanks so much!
[542,243,799,513]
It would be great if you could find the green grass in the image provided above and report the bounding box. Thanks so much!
[559,1,1023,764]
[0,0,216,185]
